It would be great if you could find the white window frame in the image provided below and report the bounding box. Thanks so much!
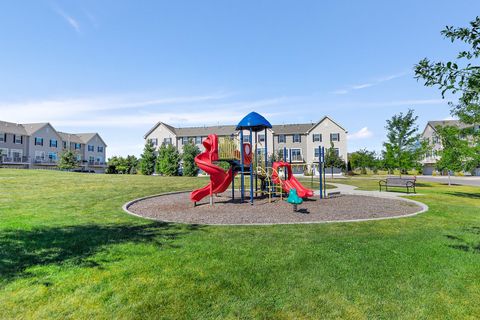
[290,148,302,162]
[14,135,22,144]
[258,134,265,143]
[330,133,340,142]
[0,148,8,158]
[35,151,46,160]
[293,134,301,143]
[312,133,322,142]
[278,135,286,143]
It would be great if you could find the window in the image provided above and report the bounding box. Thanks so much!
[89,156,95,164]
[181,137,188,145]
[34,137,44,146]
[312,134,322,142]
[242,135,251,143]
[0,148,8,157]
[98,146,104,153]
[291,149,302,161]
[314,148,320,158]
[0,133,5,143]
[76,154,82,161]
[48,152,57,161]
[13,135,22,144]
[293,134,301,143]
[330,133,340,142]
[258,134,265,142]
[35,151,45,160]
[148,138,158,146]
[88,145,94,152]
[195,136,202,144]
[333,148,340,157]
[73,143,81,150]
[97,157,102,163]
[163,138,172,145]
[63,141,67,148]
[50,139,57,148]
[278,135,286,143]
[432,135,439,144]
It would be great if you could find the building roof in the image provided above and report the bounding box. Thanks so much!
[236,112,272,131]
[272,123,315,134]
[0,120,28,135]
[427,120,472,130]
[58,132,84,144]
[144,116,347,138]
[76,133,107,146]
[176,125,237,137]
[21,123,50,135]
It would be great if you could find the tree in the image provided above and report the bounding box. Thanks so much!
[139,141,157,175]
[383,109,426,175]
[435,126,470,185]
[58,150,78,170]
[156,143,180,176]
[415,17,480,125]
[182,141,200,176]
[324,142,346,178]
[106,155,139,174]
[349,149,377,174]
[125,155,139,174]
[415,17,480,176]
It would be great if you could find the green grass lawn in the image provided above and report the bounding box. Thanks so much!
[1,169,479,319]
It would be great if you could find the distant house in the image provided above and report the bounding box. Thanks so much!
[0,120,107,173]
[144,116,348,174]
[421,120,480,176]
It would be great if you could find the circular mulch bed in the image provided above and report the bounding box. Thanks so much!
[125,191,424,225]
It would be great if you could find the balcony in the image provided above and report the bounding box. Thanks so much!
[33,158,58,165]
[87,161,107,167]
[0,156,29,164]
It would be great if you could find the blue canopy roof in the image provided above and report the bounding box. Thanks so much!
[235,112,272,132]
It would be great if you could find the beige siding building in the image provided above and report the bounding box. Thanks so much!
[0,120,107,173]
[144,116,348,174]
[421,120,480,176]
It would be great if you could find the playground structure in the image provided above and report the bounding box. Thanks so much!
[190,112,328,206]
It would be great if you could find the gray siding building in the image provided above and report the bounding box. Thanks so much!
[144,116,348,174]
[0,121,107,173]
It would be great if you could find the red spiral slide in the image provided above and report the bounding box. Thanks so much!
[190,134,234,203]
[271,161,314,198]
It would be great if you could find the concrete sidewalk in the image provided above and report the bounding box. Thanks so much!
[317,183,422,199]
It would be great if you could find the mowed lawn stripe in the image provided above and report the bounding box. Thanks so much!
[0,169,479,319]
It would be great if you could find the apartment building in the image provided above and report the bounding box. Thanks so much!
[421,120,480,176]
[144,116,348,174]
[0,121,107,173]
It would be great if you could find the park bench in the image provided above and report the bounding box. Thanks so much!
[379,177,416,194]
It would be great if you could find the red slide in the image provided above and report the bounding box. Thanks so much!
[272,161,314,198]
[190,134,234,203]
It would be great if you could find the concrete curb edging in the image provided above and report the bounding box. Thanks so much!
[122,184,429,226]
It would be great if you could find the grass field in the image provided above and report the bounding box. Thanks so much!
[1,169,479,319]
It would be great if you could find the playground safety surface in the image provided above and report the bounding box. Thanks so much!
[125,191,424,225]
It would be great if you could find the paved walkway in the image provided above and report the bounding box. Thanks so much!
[318,183,422,199]
[416,175,480,187]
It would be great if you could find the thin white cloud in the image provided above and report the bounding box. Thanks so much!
[332,71,410,95]
[348,127,373,140]
[53,8,81,34]
[0,93,286,128]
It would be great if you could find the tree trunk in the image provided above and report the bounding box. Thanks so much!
[331,167,334,179]
[448,170,451,186]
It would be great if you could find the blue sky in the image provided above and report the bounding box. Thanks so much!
[0,1,478,156]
